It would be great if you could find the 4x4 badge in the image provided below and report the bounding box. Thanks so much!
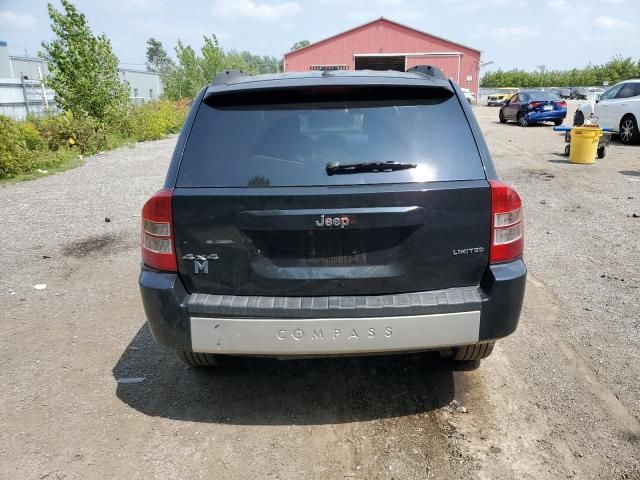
[181,253,219,274]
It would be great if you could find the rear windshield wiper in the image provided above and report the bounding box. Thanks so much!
[326,161,417,176]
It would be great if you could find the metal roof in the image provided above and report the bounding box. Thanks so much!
[284,17,481,58]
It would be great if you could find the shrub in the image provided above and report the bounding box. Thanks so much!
[0,115,78,178]
[1,99,188,180]
[34,112,108,155]
[21,122,47,150]
[128,100,187,141]
[0,116,37,176]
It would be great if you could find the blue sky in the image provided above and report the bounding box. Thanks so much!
[1,0,639,72]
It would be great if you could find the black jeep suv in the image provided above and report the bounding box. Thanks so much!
[139,66,526,367]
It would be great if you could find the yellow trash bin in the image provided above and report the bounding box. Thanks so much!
[569,126,602,164]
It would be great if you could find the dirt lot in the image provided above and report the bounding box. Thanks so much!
[1,101,639,479]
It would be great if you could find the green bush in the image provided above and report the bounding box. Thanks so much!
[0,116,37,176]
[130,100,188,141]
[21,122,47,150]
[1,99,188,180]
[34,112,109,155]
[0,115,77,178]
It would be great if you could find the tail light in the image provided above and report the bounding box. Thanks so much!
[555,101,567,108]
[141,189,177,271]
[489,180,524,264]
[528,101,541,109]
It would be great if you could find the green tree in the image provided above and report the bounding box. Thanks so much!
[290,40,310,51]
[40,0,129,121]
[481,57,640,88]
[145,38,175,74]
[200,35,227,82]
[163,36,255,100]
[163,40,201,99]
[240,51,280,74]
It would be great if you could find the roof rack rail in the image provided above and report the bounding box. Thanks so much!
[406,65,447,81]
[212,69,250,85]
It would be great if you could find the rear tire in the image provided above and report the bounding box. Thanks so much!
[177,350,219,368]
[620,115,639,145]
[553,118,564,126]
[499,110,507,123]
[453,342,495,361]
[574,110,584,126]
[517,113,528,127]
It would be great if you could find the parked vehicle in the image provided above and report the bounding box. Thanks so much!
[139,66,526,368]
[559,88,571,99]
[587,87,605,101]
[461,87,476,104]
[499,91,567,127]
[487,87,520,106]
[574,79,640,144]
[571,87,588,100]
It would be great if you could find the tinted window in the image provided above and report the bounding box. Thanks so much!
[178,92,485,187]
[617,83,638,99]
[525,91,559,101]
[600,84,623,100]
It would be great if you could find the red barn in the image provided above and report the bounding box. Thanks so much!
[284,17,482,95]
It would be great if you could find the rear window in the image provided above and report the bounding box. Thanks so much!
[177,87,485,187]
[526,91,560,101]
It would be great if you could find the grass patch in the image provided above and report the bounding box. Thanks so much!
[0,152,84,186]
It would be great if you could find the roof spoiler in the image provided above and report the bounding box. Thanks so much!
[212,69,250,85]
[406,65,447,81]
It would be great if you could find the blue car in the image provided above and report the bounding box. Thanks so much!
[499,90,567,127]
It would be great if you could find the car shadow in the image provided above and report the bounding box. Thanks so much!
[548,154,570,163]
[112,323,458,425]
[496,121,560,128]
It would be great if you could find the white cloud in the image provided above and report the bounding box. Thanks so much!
[548,0,568,12]
[212,0,302,21]
[346,9,424,22]
[592,16,634,30]
[0,10,37,28]
[444,0,526,13]
[100,0,164,13]
[487,26,538,38]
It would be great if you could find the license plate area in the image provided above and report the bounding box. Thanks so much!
[248,227,413,267]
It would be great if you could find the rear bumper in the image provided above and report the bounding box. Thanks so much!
[139,259,526,355]
[191,312,480,355]
[526,110,566,122]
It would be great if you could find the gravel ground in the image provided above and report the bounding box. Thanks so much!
[0,104,638,479]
